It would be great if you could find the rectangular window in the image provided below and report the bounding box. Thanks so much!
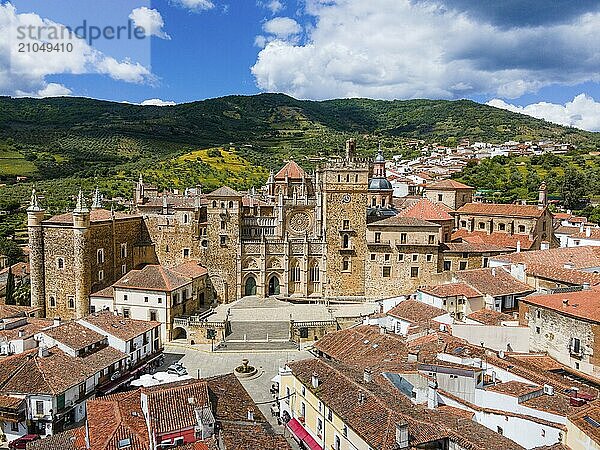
[518,225,526,233]
[342,259,350,272]
[382,267,391,277]
[220,236,227,246]
[459,261,467,270]
[98,270,104,282]
[438,193,443,201]
[370,253,376,261]
[183,248,190,257]
[460,220,467,228]
[36,401,44,415]
[499,223,506,231]
[375,232,381,243]
[144,296,149,303]
[411,267,419,278]
[479,222,485,229]
[121,264,127,275]
[443,260,451,271]
[428,235,435,244]
[123,308,130,319]
[124,294,128,301]
[221,220,226,230]
[120,243,127,258]
[150,310,157,322]
[412,254,418,262]
[426,254,433,262]
[398,253,404,261]
[535,326,540,334]
[384,253,390,261]
[343,220,350,230]
[97,248,105,264]
[400,233,407,244]
[11,422,18,432]
[572,338,581,354]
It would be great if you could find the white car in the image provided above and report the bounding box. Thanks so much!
[167,364,188,376]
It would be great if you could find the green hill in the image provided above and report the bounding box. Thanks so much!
[1,93,599,213]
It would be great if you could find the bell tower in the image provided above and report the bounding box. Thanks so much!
[320,139,369,299]
[72,190,91,318]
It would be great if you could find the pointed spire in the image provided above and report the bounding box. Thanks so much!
[74,189,89,214]
[91,186,102,210]
[139,173,143,185]
[27,187,43,212]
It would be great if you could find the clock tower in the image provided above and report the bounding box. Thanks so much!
[319,139,369,299]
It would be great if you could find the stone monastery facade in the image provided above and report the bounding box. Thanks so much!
[27,139,553,321]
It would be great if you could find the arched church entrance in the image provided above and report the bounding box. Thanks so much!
[244,276,257,296]
[268,275,281,296]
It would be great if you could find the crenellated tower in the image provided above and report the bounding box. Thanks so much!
[72,190,91,318]
[27,188,46,317]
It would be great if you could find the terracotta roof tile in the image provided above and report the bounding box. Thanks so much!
[87,390,149,450]
[41,321,105,352]
[0,304,40,320]
[79,311,160,342]
[467,309,514,325]
[113,264,191,292]
[570,228,600,240]
[171,260,208,278]
[457,202,547,218]
[274,160,307,180]
[427,179,473,190]
[495,246,600,268]
[207,186,241,197]
[455,267,534,297]
[27,427,86,450]
[45,209,141,225]
[387,300,448,326]
[521,287,600,323]
[0,318,53,341]
[451,229,535,250]
[442,241,511,253]
[419,283,482,299]
[485,380,542,397]
[396,197,453,221]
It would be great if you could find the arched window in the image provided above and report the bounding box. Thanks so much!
[291,261,301,282]
[97,248,104,264]
[382,197,386,207]
[310,263,320,282]
[212,201,217,208]
[57,258,64,270]
[372,198,376,207]
[183,213,189,224]
[342,234,350,249]
[229,201,233,208]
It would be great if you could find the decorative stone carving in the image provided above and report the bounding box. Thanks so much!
[288,211,310,233]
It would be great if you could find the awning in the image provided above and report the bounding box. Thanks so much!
[287,418,323,450]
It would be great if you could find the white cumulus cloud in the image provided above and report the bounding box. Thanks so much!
[0,3,154,97]
[171,0,215,13]
[487,94,600,132]
[255,17,302,48]
[251,0,600,100]
[258,0,285,14]
[129,7,170,40]
[141,98,176,106]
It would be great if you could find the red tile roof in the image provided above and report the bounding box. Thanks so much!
[274,160,307,180]
[0,304,40,320]
[467,309,514,325]
[451,229,535,250]
[485,380,541,397]
[396,197,453,221]
[387,300,448,325]
[419,283,482,299]
[45,209,141,225]
[0,318,53,341]
[494,245,600,268]
[80,311,160,342]
[427,179,473,190]
[521,287,600,323]
[171,260,209,278]
[87,390,149,450]
[442,241,511,253]
[113,264,191,292]
[570,228,600,240]
[27,427,86,450]
[457,202,547,218]
[42,321,105,351]
[455,267,534,297]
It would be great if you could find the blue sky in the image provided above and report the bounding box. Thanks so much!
[3,0,600,130]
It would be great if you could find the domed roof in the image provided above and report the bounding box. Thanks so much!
[368,177,392,191]
[374,150,385,163]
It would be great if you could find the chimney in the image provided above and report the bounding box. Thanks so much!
[407,351,418,363]
[562,298,569,307]
[311,372,319,389]
[38,346,49,358]
[583,282,591,290]
[357,391,366,405]
[586,227,592,238]
[363,368,373,383]
[247,407,254,421]
[18,329,25,338]
[516,240,521,253]
[395,423,409,449]
[53,317,61,327]
[491,267,496,276]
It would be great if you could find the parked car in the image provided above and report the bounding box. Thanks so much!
[167,363,188,376]
[9,434,40,449]
[110,370,122,381]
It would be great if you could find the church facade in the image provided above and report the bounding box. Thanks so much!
[28,140,445,320]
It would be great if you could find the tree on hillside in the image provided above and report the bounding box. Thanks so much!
[562,167,588,210]
[4,266,15,305]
